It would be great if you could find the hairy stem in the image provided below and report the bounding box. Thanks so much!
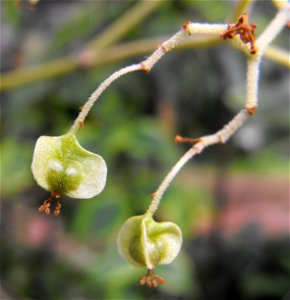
[146,109,249,217]
[145,147,197,217]
[2,5,288,91]
[245,56,260,110]
[256,7,289,54]
[145,7,288,217]
[0,36,220,91]
[70,21,233,134]
[69,64,142,134]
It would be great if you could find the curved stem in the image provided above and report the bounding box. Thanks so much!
[69,23,231,134]
[145,147,197,217]
[0,36,220,91]
[2,10,288,91]
[145,109,249,218]
[69,64,142,134]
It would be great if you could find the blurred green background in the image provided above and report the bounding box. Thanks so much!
[1,1,289,299]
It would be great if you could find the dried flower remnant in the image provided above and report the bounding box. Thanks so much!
[221,13,257,54]
[139,269,166,287]
[38,191,61,216]
[31,133,107,216]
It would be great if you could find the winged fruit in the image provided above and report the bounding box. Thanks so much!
[117,215,182,287]
[31,133,107,216]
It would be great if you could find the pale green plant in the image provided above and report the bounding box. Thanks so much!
[31,0,289,286]
[32,133,107,216]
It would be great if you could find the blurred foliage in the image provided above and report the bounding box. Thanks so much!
[1,138,33,196]
[4,0,22,26]
[1,1,289,300]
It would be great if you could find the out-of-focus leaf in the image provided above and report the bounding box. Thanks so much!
[85,247,144,299]
[158,176,215,239]
[229,149,289,175]
[158,252,198,296]
[187,0,231,22]
[72,184,129,242]
[1,138,34,197]
[52,7,104,50]
[3,1,21,26]
[242,272,289,297]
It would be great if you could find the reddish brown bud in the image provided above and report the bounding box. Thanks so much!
[245,104,257,116]
[141,63,150,73]
[175,135,201,144]
[182,20,191,35]
[79,120,84,128]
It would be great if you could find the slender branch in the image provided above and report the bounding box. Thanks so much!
[229,35,254,56]
[141,30,188,72]
[245,56,260,111]
[145,147,197,217]
[69,64,142,134]
[245,6,289,110]
[145,7,288,217]
[0,36,220,91]
[0,0,252,91]
[256,7,289,54]
[146,109,249,217]
[70,22,231,134]
[70,29,189,133]
[185,23,227,35]
[1,10,289,91]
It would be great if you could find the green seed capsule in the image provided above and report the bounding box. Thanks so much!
[117,215,182,270]
[31,133,107,215]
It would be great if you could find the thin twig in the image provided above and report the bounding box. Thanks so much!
[0,36,220,91]
[145,7,288,217]
[69,64,142,134]
[70,23,229,134]
[256,7,289,54]
[146,109,249,216]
